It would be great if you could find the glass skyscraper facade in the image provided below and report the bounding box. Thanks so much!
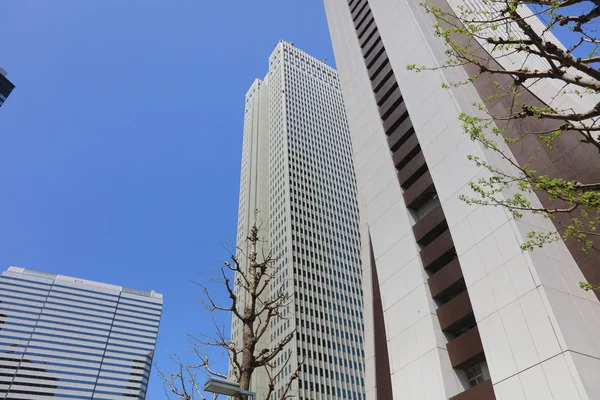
[0,266,162,399]
[232,41,365,400]
[0,68,14,108]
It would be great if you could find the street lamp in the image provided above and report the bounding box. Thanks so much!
[203,377,256,400]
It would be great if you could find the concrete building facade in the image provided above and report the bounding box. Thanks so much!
[232,41,365,400]
[0,266,162,399]
[323,1,600,399]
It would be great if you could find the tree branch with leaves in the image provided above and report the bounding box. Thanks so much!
[407,0,600,290]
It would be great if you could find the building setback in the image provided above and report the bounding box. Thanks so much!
[324,1,600,399]
[0,68,15,107]
[0,266,162,399]
[231,41,365,400]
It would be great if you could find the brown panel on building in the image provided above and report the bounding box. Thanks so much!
[403,170,435,209]
[412,206,447,245]
[382,101,408,132]
[387,118,414,152]
[419,229,455,271]
[360,23,378,47]
[355,8,373,31]
[362,31,382,56]
[365,41,386,69]
[368,232,394,400]
[376,78,397,104]
[447,326,486,369]
[450,380,496,400]
[352,0,369,20]
[378,88,403,119]
[437,290,474,331]
[428,258,465,300]
[391,132,420,168]
[371,63,394,92]
[397,151,427,189]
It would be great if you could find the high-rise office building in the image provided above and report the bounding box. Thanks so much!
[324,1,600,399]
[0,68,15,108]
[232,41,365,400]
[0,266,162,399]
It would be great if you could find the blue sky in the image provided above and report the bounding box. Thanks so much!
[0,1,335,398]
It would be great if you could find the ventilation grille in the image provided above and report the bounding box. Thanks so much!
[122,287,155,298]
[22,269,58,279]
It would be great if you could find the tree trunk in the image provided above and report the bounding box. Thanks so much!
[237,225,258,399]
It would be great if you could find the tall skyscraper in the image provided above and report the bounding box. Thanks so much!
[0,67,15,108]
[324,1,600,399]
[232,41,365,400]
[0,266,162,399]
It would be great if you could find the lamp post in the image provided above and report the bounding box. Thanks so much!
[203,377,256,400]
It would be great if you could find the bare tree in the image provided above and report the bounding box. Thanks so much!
[159,219,301,399]
[407,0,600,289]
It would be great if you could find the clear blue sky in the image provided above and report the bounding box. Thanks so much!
[0,1,335,398]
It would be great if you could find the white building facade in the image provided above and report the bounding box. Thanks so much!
[232,41,365,400]
[323,1,600,399]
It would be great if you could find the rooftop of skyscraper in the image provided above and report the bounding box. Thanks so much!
[6,265,163,299]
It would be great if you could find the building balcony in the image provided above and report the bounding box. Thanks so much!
[391,133,419,170]
[382,100,408,133]
[365,40,386,70]
[419,228,455,272]
[358,19,377,45]
[436,290,475,336]
[397,151,427,189]
[352,1,369,22]
[412,206,446,245]
[386,117,414,151]
[378,87,403,120]
[361,30,381,55]
[447,326,486,369]
[375,76,396,104]
[449,380,496,400]
[428,259,465,302]
[355,7,372,31]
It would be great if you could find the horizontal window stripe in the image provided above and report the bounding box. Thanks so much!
[47,292,117,309]
[16,356,102,370]
[44,298,116,314]
[0,291,47,302]
[19,353,150,376]
[111,321,158,333]
[27,336,107,351]
[41,307,115,322]
[113,314,160,326]
[52,284,120,300]
[0,312,39,323]
[34,324,155,342]
[0,276,52,289]
[24,345,105,359]
[116,302,162,316]
[118,296,163,309]
[0,304,44,314]
[22,345,154,367]
[30,329,109,343]
[114,307,161,320]
[38,314,113,329]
